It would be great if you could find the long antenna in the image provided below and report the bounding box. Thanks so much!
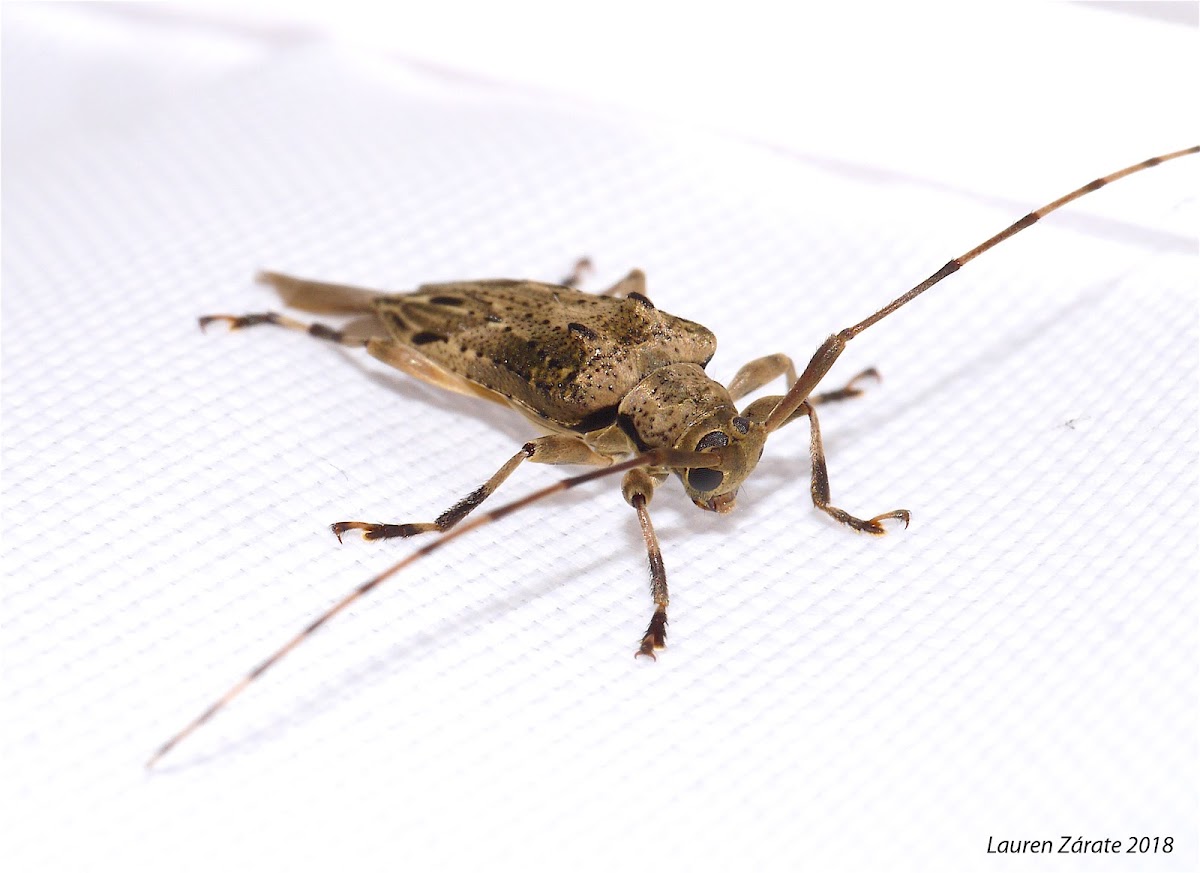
[763,145,1198,432]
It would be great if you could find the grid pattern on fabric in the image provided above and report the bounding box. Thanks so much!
[3,10,1197,873]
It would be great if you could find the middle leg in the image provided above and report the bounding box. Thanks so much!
[332,433,615,541]
[561,261,648,302]
[600,269,648,299]
[728,352,879,405]
[560,257,594,288]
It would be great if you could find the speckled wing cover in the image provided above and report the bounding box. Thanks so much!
[377,281,716,432]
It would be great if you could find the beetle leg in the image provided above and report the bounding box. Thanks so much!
[198,311,382,346]
[599,269,647,299]
[729,354,878,406]
[621,467,670,659]
[332,434,616,541]
[196,306,384,347]
[809,368,880,405]
[559,257,594,288]
[800,399,909,535]
[727,353,797,400]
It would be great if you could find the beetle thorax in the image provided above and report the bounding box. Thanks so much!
[617,364,732,449]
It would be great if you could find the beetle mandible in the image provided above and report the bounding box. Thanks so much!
[149,144,1198,767]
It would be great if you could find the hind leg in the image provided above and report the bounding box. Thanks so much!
[198,311,378,347]
[199,271,388,343]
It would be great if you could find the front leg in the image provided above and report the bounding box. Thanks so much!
[333,434,615,541]
[622,467,670,658]
[799,400,909,534]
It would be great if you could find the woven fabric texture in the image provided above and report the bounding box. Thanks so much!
[3,6,1196,872]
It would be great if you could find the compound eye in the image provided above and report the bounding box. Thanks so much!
[732,416,750,435]
[689,431,728,491]
[687,467,725,492]
[695,431,729,451]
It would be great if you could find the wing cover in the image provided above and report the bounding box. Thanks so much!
[372,281,716,432]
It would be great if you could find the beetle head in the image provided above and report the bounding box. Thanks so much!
[676,410,768,513]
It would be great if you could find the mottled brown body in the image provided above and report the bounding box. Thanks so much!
[249,267,765,513]
[150,145,1198,768]
[370,280,716,435]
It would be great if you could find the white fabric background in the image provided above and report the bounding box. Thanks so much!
[2,4,1196,872]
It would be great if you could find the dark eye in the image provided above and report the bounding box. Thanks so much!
[687,468,725,492]
[732,416,750,434]
[695,431,729,451]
